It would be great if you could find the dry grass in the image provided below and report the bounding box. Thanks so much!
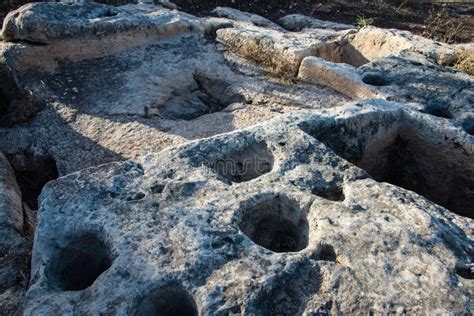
[422,8,466,44]
[454,50,474,76]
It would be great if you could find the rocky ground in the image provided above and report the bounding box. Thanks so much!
[0,1,473,315]
[1,1,474,43]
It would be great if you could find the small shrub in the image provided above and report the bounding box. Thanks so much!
[356,15,374,28]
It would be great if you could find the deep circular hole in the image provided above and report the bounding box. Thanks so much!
[462,118,474,136]
[48,234,112,291]
[135,284,198,316]
[312,186,345,201]
[422,103,453,119]
[362,73,390,86]
[239,196,309,253]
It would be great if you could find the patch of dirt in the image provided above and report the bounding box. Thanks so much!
[174,0,474,44]
[1,1,472,44]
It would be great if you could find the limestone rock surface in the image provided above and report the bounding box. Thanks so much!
[279,14,354,32]
[25,101,474,315]
[0,3,472,315]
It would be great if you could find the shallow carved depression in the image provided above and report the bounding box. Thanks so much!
[300,111,474,218]
[422,102,453,119]
[154,72,245,121]
[239,195,309,252]
[213,140,274,183]
[47,234,112,291]
[135,284,198,316]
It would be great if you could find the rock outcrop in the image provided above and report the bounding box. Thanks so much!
[25,101,474,314]
[0,1,472,314]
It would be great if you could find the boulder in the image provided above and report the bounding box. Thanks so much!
[279,14,354,32]
[350,26,457,66]
[298,56,381,99]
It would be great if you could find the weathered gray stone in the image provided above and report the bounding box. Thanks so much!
[298,56,381,99]
[24,101,473,315]
[350,26,457,66]
[214,12,349,76]
[0,6,348,174]
[1,2,196,45]
[279,14,354,32]
[213,7,283,30]
[0,4,472,314]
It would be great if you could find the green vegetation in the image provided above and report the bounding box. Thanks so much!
[356,15,375,28]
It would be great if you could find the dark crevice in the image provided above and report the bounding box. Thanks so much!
[7,152,59,210]
[455,263,474,279]
[8,39,49,46]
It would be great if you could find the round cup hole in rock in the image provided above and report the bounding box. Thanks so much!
[238,196,309,253]
[135,284,198,316]
[422,103,453,119]
[362,73,391,86]
[47,234,112,291]
[213,141,274,183]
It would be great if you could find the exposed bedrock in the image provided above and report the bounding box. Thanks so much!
[299,106,474,218]
[24,101,473,314]
[0,2,472,315]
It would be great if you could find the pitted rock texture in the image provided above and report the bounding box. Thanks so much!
[25,101,473,315]
[0,3,472,175]
[0,2,473,315]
